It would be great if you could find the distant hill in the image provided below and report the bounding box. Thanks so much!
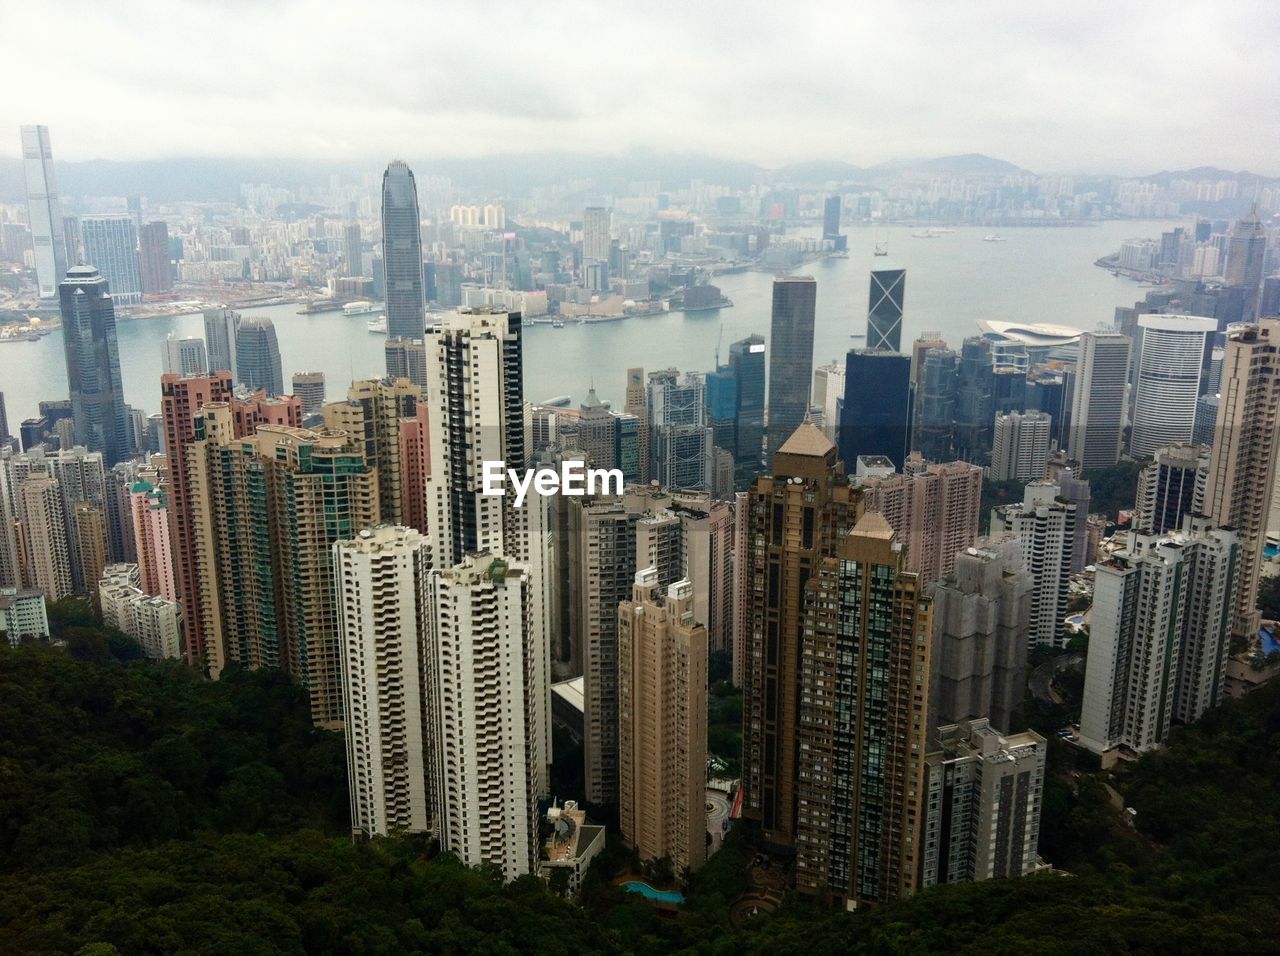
[771,160,867,185]
[1141,166,1280,187]
[870,153,1029,178]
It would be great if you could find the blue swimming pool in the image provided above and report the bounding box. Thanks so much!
[1265,544,1279,560]
[622,881,685,904]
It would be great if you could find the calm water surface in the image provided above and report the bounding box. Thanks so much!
[0,221,1178,426]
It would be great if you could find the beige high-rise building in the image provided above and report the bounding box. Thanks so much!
[859,457,982,588]
[324,377,420,526]
[19,477,72,601]
[1205,320,1280,637]
[72,502,107,606]
[793,511,933,906]
[624,367,649,482]
[617,570,708,875]
[335,526,432,839]
[185,405,379,721]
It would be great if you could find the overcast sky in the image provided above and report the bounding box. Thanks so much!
[2,0,1277,175]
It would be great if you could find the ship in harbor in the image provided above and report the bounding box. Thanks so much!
[343,300,382,316]
[367,316,388,334]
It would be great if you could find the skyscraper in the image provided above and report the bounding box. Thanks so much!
[19,477,72,601]
[867,265,906,352]
[235,316,285,397]
[59,266,129,466]
[20,125,67,299]
[1135,444,1209,534]
[344,222,363,278]
[381,161,425,339]
[424,551,546,881]
[323,378,420,526]
[80,217,144,305]
[930,538,1031,735]
[741,422,863,850]
[383,337,428,389]
[647,370,712,492]
[162,335,208,376]
[792,511,932,906]
[727,335,766,470]
[336,526,432,839]
[1068,332,1131,471]
[138,222,173,293]
[1129,315,1216,458]
[989,410,1051,482]
[921,720,1045,887]
[1205,320,1280,638]
[1224,208,1267,316]
[203,308,240,382]
[161,372,234,668]
[291,371,326,417]
[583,206,611,269]
[840,349,913,469]
[617,571,708,875]
[991,481,1077,648]
[765,276,817,459]
[822,195,842,241]
[914,347,959,461]
[1079,516,1239,754]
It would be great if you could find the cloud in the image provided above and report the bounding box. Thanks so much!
[1,0,1277,175]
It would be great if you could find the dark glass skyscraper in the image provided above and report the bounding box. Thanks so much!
[381,161,425,339]
[868,265,906,352]
[235,316,285,397]
[840,350,912,470]
[728,334,766,469]
[58,265,128,466]
[766,277,816,460]
[915,347,959,462]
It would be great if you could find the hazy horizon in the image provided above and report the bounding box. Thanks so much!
[3,1,1278,177]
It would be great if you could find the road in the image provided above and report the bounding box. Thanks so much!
[1029,652,1084,704]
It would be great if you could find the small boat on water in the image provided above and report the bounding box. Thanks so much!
[873,242,888,257]
[984,234,1007,242]
[552,320,565,329]
[367,316,388,334]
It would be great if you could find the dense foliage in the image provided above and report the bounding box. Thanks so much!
[1086,458,1145,519]
[3,640,1280,953]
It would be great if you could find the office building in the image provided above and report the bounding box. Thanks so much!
[859,457,983,589]
[1224,208,1267,315]
[235,316,285,396]
[954,337,996,464]
[624,367,650,482]
[914,346,959,462]
[59,266,130,466]
[336,526,432,839]
[1080,516,1239,754]
[1068,332,1131,471]
[424,551,546,881]
[765,276,817,459]
[841,350,913,470]
[381,161,425,339]
[822,195,842,242]
[930,538,1032,735]
[727,335,766,470]
[80,216,143,305]
[741,422,863,849]
[792,511,932,906]
[867,264,906,352]
[344,222,363,277]
[617,571,708,874]
[989,411,1051,482]
[1129,315,1216,458]
[323,377,420,526]
[1205,320,1280,638]
[19,476,72,601]
[20,125,67,298]
[138,222,172,293]
[1136,444,1209,534]
[991,481,1077,648]
[162,335,208,376]
[161,372,234,667]
[203,308,240,381]
[921,720,1045,887]
[384,337,428,389]
[0,586,50,645]
[647,369,712,492]
[583,206,611,268]
[292,371,326,417]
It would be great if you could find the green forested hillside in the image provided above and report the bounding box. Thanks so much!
[2,640,1279,954]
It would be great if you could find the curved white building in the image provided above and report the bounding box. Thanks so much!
[1129,315,1217,459]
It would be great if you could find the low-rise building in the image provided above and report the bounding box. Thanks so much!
[541,800,606,897]
[0,587,50,645]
